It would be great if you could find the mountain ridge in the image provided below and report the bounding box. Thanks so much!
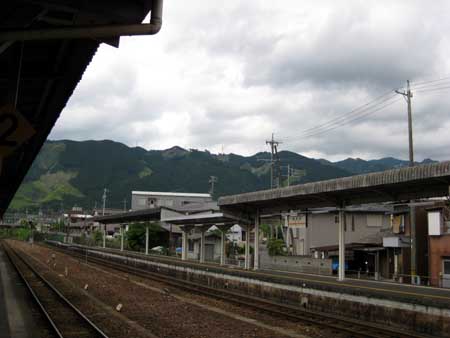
[9,139,438,212]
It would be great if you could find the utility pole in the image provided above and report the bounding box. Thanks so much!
[395,80,416,282]
[265,133,282,189]
[102,188,108,216]
[282,165,306,187]
[209,176,218,196]
[287,164,291,187]
[395,80,414,166]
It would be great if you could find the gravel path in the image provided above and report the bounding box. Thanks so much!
[8,241,345,338]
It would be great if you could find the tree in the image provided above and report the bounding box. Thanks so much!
[127,222,168,251]
[267,238,286,256]
[92,229,103,245]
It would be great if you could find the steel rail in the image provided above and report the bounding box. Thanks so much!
[55,244,437,338]
[2,242,109,338]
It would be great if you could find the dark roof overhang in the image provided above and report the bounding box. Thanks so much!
[0,0,160,217]
[93,207,161,224]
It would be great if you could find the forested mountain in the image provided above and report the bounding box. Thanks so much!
[9,139,436,212]
[330,157,436,174]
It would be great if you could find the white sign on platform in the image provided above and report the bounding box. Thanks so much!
[288,214,306,228]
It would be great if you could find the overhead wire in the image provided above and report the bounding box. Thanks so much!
[414,85,450,94]
[299,90,396,135]
[282,73,450,144]
[299,96,402,139]
[295,93,399,139]
[410,75,450,87]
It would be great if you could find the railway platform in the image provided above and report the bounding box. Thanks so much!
[0,245,48,338]
[59,242,450,309]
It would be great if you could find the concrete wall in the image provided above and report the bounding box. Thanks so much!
[261,254,332,275]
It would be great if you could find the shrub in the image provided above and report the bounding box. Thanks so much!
[267,238,286,256]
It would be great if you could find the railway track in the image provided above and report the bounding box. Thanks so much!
[2,243,109,338]
[52,243,437,338]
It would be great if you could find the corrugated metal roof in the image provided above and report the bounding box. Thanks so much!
[162,212,239,226]
[132,191,212,198]
[93,207,161,224]
[219,161,450,212]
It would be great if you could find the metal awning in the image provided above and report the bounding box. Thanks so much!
[93,207,161,224]
[0,0,163,217]
[219,161,450,216]
[162,212,239,226]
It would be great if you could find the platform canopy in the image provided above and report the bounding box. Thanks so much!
[162,212,240,227]
[0,0,162,217]
[219,161,450,217]
[93,207,161,224]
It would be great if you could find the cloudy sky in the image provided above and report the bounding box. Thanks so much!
[50,0,450,161]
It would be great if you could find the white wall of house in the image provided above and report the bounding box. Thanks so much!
[295,212,390,254]
[186,234,221,261]
[227,224,243,243]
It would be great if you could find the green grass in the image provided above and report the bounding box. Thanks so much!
[10,170,83,209]
[138,167,153,178]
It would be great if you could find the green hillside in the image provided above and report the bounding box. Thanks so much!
[9,140,354,212]
[13,139,439,212]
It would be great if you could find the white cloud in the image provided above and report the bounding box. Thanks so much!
[50,0,450,161]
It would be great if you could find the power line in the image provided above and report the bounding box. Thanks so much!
[410,81,450,92]
[281,74,450,144]
[299,96,401,139]
[410,75,450,87]
[414,85,450,94]
[299,90,396,135]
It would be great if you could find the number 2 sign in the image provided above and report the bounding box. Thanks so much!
[0,104,35,158]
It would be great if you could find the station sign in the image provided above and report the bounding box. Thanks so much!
[288,214,307,228]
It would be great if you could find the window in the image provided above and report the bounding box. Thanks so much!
[344,215,347,232]
[352,215,355,232]
[242,230,246,241]
[444,260,450,274]
[147,198,157,208]
[392,214,405,233]
[428,211,442,236]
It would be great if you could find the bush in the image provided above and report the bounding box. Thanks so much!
[267,238,286,256]
[127,222,168,251]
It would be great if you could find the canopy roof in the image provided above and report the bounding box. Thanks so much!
[162,212,238,226]
[93,207,161,224]
[219,161,450,215]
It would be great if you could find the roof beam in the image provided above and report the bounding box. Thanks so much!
[0,0,163,41]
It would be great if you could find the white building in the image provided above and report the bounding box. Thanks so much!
[132,191,212,210]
